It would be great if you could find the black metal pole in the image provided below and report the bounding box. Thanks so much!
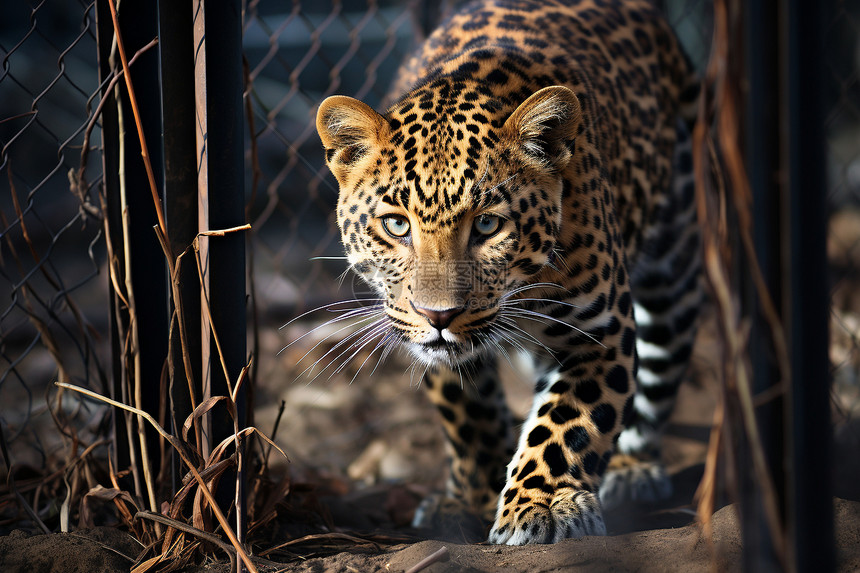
[743,0,785,569]
[203,0,247,446]
[158,0,201,493]
[786,0,833,570]
[194,0,247,532]
[97,0,167,480]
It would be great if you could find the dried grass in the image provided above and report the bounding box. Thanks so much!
[692,0,789,566]
[27,2,289,571]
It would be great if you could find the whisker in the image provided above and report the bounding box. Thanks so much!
[329,324,390,380]
[504,308,606,348]
[328,321,392,378]
[477,330,518,373]
[278,305,383,355]
[419,360,432,389]
[406,356,421,385]
[348,330,395,385]
[487,325,524,356]
[497,316,562,363]
[453,351,465,389]
[377,331,402,366]
[369,333,398,377]
[279,298,383,330]
[494,325,531,356]
[295,317,386,381]
[300,323,387,386]
[482,328,540,387]
[337,264,356,287]
[295,323,382,384]
[501,297,582,309]
[495,332,528,359]
[474,161,491,195]
[551,248,572,274]
[477,171,518,206]
[282,305,381,355]
[500,282,567,301]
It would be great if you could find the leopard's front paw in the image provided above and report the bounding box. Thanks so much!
[487,489,606,545]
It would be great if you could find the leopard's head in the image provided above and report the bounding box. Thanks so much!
[317,82,581,366]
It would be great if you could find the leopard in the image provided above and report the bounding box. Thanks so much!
[314,0,701,545]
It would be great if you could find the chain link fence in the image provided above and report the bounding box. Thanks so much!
[827,0,860,422]
[0,1,107,484]
[243,0,423,325]
[826,0,860,507]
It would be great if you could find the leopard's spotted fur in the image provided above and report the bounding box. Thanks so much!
[315,0,701,545]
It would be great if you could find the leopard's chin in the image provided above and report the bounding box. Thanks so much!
[408,339,481,367]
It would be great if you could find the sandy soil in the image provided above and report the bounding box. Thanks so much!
[2,498,859,572]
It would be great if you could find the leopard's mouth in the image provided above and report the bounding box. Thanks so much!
[421,338,451,349]
[411,344,466,365]
[408,334,485,366]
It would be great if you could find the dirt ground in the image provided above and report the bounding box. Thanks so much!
[3,498,859,572]
[3,305,860,572]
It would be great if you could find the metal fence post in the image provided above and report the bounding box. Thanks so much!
[158,0,201,492]
[785,0,833,570]
[744,0,785,568]
[192,0,248,535]
[96,0,168,481]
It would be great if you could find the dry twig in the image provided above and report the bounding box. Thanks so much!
[692,0,787,565]
[55,381,260,573]
[404,546,450,573]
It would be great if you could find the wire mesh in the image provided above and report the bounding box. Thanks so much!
[243,0,425,328]
[0,0,106,485]
[826,0,860,505]
[827,0,860,420]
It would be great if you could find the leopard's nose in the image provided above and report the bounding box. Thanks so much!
[410,301,466,330]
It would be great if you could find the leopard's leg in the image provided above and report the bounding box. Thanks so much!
[412,356,516,531]
[488,303,637,544]
[602,120,703,509]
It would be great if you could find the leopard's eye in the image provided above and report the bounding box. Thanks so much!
[381,215,410,238]
[473,214,502,237]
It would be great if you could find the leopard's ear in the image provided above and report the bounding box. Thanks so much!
[503,86,582,171]
[317,96,388,184]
